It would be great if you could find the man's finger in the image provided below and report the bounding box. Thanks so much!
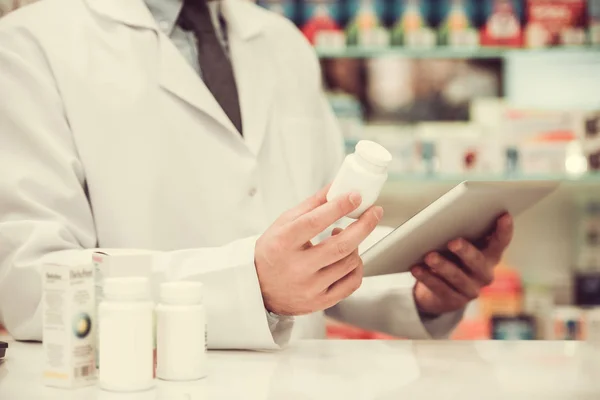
[482,214,513,264]
[424,253,481,299]
[280,192,363,248]
[411,266,469,309]
[447,239,494,286]
[308,206,382,267]
[321,260,364,309]
[316,250,361,291]
[274,184,332,225]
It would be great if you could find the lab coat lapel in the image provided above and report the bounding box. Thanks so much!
[157,36,239,137]
[85,0,240,137]
[224,0,276,156]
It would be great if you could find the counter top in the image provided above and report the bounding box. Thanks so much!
[1,339,599,399]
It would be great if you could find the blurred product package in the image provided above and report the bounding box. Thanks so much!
[553,306,584,340]
[334,95,597,178]
[574,272,600,305]
[256,0,299,24]
[491,315,536,340]
[346,0,390,47]
[524,283,555,339]
[416,122,505,175]
[590,0,600,45]
[389,0,436,47]
[574,200,600,306]
[480,0,525,47]
[525,0,588,48]
[498,106,588,175]
[300,0,346,47]
[364,124,420,174]
[581,111,600,170]
[576,201,600,266]
[479,262,524,321]
[327,92,365,144]
[517,141,583,175]
[438,0,480,47]
[586,308,600,344]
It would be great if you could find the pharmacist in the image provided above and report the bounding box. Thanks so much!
[0,0,513,348]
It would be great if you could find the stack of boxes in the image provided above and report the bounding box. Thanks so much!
[334,98,599,178]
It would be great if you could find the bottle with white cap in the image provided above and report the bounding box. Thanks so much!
[327,140,393,219]
[98,277,154,392]
[156,281,207,381]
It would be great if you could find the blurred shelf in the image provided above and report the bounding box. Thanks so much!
[317,46,600,60]
[386,173,600,185]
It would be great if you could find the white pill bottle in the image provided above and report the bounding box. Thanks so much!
[156,281,207,381]
[327,140,393,219]
[98,277,154,392]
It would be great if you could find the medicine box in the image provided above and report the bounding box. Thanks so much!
[417,122,505,174]
[480,0,525,47]
[590,0,600,45]
[346,0,389,47]
[437,0,480,47]
[389,0,436,47]
[300,1,346,47]
[525,0,587,48]
[43,263,96,388]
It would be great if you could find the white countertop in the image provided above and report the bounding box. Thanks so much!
[1,339,600,399]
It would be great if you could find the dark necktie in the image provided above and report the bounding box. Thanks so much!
[177,0,243,135]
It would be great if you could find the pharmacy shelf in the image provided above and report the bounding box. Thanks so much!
[387,172,600,184]
[316,46,600,59]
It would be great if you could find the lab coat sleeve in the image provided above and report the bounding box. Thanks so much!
[0,27,281,349]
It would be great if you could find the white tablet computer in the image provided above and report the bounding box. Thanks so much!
[362,180,559,277]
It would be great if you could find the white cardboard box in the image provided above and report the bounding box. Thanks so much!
[43,264,96,388]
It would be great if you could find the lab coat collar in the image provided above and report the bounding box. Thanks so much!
[143,0,182,36]
[84,0,158,31]
[221,0,264,41]
[85,0,271,154]
[85,0,264,41]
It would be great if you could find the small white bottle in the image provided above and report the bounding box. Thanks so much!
[156,281,207,381]
[327,140,392,219]
[99,277,154,392]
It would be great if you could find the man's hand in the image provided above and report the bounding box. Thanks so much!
[255,186,383,316]
[411,214,513,316]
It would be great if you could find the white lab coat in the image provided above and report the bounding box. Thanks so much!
[0,0,461,348]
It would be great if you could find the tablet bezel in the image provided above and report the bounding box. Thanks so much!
[362,180,560,277]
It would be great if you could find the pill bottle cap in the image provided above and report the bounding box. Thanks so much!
[160,281,203,305]
[355,140,392,173]
[103,277,150,302]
